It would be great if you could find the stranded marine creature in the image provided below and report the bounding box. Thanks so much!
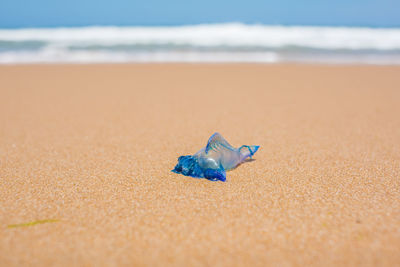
[172,132,259,182]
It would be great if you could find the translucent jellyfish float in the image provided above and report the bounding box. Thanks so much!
[172,133,260,182]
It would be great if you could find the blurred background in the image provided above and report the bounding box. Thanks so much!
[1,0,400,64]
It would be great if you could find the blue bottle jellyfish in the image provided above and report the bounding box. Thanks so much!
[172,133,259,182]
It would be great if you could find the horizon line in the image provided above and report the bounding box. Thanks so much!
[1,21,400,30]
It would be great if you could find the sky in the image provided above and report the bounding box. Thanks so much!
[0,0,399,28]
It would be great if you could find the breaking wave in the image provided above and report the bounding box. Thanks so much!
[1,23,400,64]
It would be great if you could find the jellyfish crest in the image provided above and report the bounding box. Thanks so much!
[205,132,234,154]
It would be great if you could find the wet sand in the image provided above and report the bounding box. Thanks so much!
[0,64,399,266]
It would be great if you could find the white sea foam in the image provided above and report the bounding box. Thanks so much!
[1,23,400,64]
[0,50,280,63]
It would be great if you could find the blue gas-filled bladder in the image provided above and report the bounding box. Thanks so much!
[172,132,259,182]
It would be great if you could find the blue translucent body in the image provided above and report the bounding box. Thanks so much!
[172,133,260,182]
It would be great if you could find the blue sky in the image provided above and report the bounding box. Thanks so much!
[0,0,399,28]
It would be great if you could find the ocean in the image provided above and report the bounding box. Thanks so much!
[1,23,400,64]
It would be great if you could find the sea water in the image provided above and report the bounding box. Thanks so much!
[1,23,400,64]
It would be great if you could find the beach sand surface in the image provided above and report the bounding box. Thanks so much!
[0,64,399,266]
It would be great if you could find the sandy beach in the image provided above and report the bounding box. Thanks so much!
[0,64,399,266]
